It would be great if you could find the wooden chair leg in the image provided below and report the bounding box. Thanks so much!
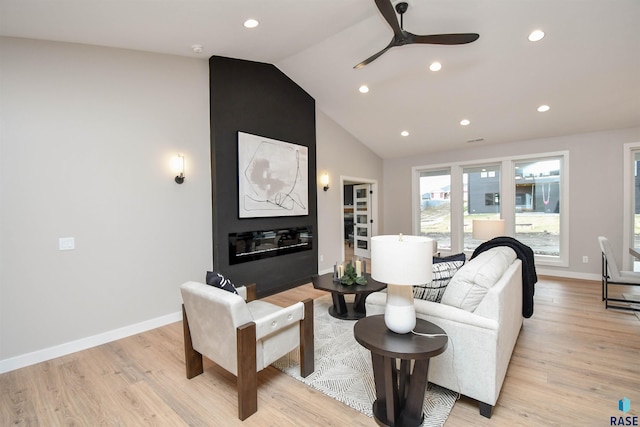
[237,322,257,420]
[182,305,203,379]
[299,298,314,378]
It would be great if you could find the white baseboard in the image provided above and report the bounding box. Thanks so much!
[0,311,182,374]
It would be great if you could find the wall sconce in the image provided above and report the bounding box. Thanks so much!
[320,173,330,191]
[172,154,185,184]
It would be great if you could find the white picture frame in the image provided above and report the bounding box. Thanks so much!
[238,132,309,218]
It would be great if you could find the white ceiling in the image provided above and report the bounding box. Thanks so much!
[2,0,639,159]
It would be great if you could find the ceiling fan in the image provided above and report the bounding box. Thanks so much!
[354,0,479,69]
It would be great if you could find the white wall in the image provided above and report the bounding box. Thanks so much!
[0,38,383,372]
[0,37,213,370]
[383,128,640,279]
[315,110,383,273]
[5,35,629,371]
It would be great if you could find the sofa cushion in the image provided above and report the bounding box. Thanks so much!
[205,271,239,295]
[440,246,517,311]
[413,253,466,302]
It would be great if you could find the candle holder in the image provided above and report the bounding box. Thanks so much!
[333,260,367,286]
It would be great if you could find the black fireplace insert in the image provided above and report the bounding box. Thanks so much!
[229,226,313,265]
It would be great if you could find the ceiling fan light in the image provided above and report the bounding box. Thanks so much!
[528,30,545,42]
[460,119,470,126]
[429,62,442,72]
[359,85,370,93]
[243,19,259,29]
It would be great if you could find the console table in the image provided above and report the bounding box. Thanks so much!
[354,315,448,427]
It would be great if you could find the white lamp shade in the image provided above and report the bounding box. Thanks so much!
[371,235,433,285]
[472,219,505,241]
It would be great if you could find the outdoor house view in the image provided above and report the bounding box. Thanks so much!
[419,158,561,256]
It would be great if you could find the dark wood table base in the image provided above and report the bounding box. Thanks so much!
[371,354,430,426]
[354,315,448,427]
[329,292,368,320]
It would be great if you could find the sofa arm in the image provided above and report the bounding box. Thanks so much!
[365,291,387,315]
[366,291,498,331]
[413,299,499,331]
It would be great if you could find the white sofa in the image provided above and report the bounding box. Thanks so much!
[365,246,523,418]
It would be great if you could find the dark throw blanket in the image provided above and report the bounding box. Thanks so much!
[471,237,537,318]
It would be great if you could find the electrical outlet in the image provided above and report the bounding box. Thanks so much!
[582,256,588,263]
[59,237,75,251]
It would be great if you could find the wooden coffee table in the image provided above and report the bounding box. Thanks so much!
[311,273,386,320]
[354,315,448,427]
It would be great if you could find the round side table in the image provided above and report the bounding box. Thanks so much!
[354,315,448,427]
[311,273,387,320]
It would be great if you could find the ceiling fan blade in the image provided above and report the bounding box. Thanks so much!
[354,41,395,69]
[374,0,403,37]
[412,33,480,45]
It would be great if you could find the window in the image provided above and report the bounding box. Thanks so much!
[418,169,451,251]
[623,143,640,271]
[463,164,501,252]
[634,151,640,250]
[414,152,568,265]
[514,158,562,257]
[485,193,500,206]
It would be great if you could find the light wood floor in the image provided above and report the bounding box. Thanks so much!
[1,277,639,426]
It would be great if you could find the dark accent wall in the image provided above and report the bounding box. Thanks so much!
[209,56,318,297]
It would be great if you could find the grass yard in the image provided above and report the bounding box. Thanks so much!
[420,202,560,255]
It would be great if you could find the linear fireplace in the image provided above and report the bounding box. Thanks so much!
[229,226,313,265]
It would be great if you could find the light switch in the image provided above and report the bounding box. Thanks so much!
[59,237,75,251]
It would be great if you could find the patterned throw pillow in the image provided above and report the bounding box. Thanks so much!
[413,253,466,302]
[205,271,238,295]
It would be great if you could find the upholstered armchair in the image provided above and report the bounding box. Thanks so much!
[180,281,314,420]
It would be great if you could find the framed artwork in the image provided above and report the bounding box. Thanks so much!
[238,132,309,218]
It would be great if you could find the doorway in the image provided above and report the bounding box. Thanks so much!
[341,177,378,269]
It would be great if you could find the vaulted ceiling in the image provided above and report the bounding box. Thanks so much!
[2,0,639,158]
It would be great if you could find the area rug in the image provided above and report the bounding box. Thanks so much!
[273,295,457,427]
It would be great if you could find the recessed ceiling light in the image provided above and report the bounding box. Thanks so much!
[191,44,203,54]
[359,85,369,94]
[244,19,259,29]
[401,131,409,137]
[460,119,470,126]
[429,62,442,72]
[528,30,545,42]
[537,104,550,112]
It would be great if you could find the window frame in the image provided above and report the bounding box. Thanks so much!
[623,142,640,271]
[412,151,569,267]
[414,167,453,251]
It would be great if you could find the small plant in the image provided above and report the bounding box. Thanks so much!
[340,262,367,286]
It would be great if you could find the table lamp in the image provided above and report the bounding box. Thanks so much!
[371,235,433,334]
[472,219,505,241]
